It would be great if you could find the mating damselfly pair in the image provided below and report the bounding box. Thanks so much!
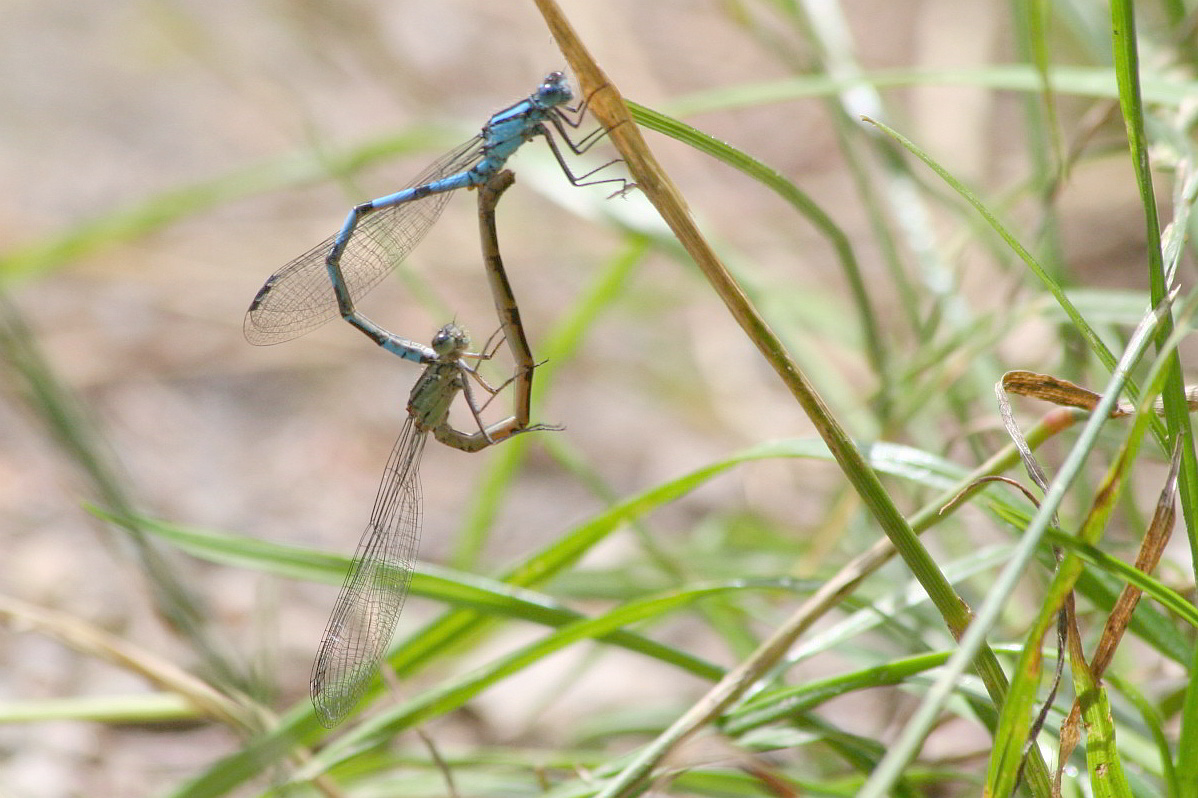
[245,73,626,727]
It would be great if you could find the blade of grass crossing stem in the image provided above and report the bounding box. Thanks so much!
[534,4,1054,795]
[860,294,1173,798]
[1068,609,1134,796]
[170,438,853,795]
[987,393,1147,795]
[102,507,726,681]
[300,584,759,779]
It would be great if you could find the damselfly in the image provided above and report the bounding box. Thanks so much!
[308,171,554,727]
[245,72,622,361]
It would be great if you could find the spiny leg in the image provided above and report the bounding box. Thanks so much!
[550,110,626,155]
[557,80,616,130]
[539,124,632,194]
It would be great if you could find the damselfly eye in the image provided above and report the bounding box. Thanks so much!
[537,72,572,104]
[431,323,469,356]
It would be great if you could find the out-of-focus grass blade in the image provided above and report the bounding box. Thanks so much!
[387,439,842,678]
[0,594,248,727]
[166,434,957,795]
[626,101,885,383]
[863,119,1114,375]
[299,583,766,779]
[0,295,250,697]
[0,129,455,283]
[663,65,1197,117]
[102,507,725,682]
[0,693,199,724]
[165,424,1193,796]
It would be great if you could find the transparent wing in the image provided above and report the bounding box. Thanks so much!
[310,418,428,727]
[245,136,485,344]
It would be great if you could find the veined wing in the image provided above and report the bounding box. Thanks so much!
[311,418,428,727]
[245,136,485,345]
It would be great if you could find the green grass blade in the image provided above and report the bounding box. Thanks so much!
[1071,639,1133,797]
[861,293,1172,798]
[627,102,885,385]
[0,129,455,284]
[663,65,1197,117]
[115,507,724,681]
[299,583,770,779]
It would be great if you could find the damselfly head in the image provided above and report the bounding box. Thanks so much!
[431,323,470,357]
[535,71,573,107]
